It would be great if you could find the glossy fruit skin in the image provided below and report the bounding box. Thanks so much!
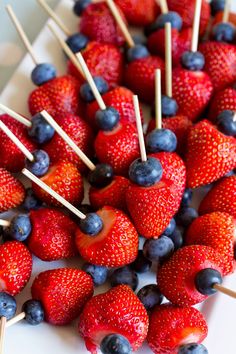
[8,214,32,242]
[88,164,114,188]
[216,110,236,136]
[22,300,44,325]
[130,250,152,273]
[146,128,177,153]
[0,292,17,320]
[143,236,174,262]
[22,188,42,211]
[95,107,120,131]
[82,263,108,286]
[73,0,91,16]
[110,266,138,291]
[209,87,236,121]
[100,334,131,354]
[0,168,25,213]
[178,343,208,354]
[65,33,89,53]
[154,12,183,31]
[168,227,183,250]
[79,213,104,235]
[175,207,198,227]
[31,63,57,86]
[129,157,163,187]
[28,112,55,144]
[212,22,235,43]
[25,150,50,177]
[181,51,205,71]
[137,284,163,310]
[195,268,222,295]
[80,76,108,103]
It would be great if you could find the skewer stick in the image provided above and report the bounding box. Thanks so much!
[6,313,26,328]
[222,0,231,23]
[133,95,147,162]
[0,121,34,162]
[0,317,6,354]
[155,69,162,130]
[165,22,172,98]
[106,0,135,48]
[37,0,71,36]
[213,283,236,299]
[6,5,38,65]
[22,169,86,220]
[0,103,31,128]
[233,112,236,122]
[0,220,10,227]
[158,0,168,14]
[191,0,202,52]
[76,53,106,110]
[40,110,96,171]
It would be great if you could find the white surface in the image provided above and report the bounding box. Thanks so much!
[0,1,236,353]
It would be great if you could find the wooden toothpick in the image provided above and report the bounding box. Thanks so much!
[133,95,147,162]
[0,317,6,354]
[191,0,202,52]
[6,313,26,328]
[157,0,168,14]
[0,219,10,227]
[165,22,172,98]
[155,69,162,130]
[223,0,231,23]
[233,112,236,122]
[0,103,32,128]
[213,283,236,299]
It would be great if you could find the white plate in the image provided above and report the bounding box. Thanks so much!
[0,1,236,353]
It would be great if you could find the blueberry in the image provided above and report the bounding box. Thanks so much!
[178,343,208,354]
[129,157,163,187]
[181,51,205,71]
[212,22,235,43]
[31,63,56,86]
[79,213,103,235]
[211,0,225,15]
[22,188,42,211]
[154,12,183,31]
[0,292,16,320]
[163,218,176,236]
[167,227,183,250]
[8,214,32,242]
[22,300,44,325]
[88,163,114,188]
[100,334,131,354]
[143,236,174,262]
[130,250,152,273]
[195,268,222,295]
[28,113,55,144]
[73,0,91,16]
[132,34,147,45]
[181,188,193,207]
[25,150,50,177]
[80,77,109,103]
[127,44,150,62]
[146,128,177,153]
[161,95,178,117]
[216,110,236,136]
[82,263,108,286]
[95,107,120,131]
[137,284,163,310]
[175,207,198,227]
[65,33,88,53]
[110,266,138,291]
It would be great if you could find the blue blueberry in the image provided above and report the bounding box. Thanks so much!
[88,163,114,188]
[73,0,91,16]
[127,44,150,62]
[143,236,174,262]
[31,63,56,86]
[181,51,205,71]
[181,188,193,207]
[178,343,208,354]
[28,113,55,144]
[225,170,235,177]
[22,300,44,325]
[80,77,109,102]
[22,188,42,211]
[175,207,198,227]
[154,12,183,31]
[25,150,50,177]
[146,128,177,153]
[212,22,235,43]
[195,268,222,295]
[163,218,176,236]
[0,292,16,320]
[129,157,163,187]
[167,227,183,250]
[130,250,152,273]
[216,110,236,136]
[79,213,103,235]
[137,284,163,310]
[211,0,225,15]
[82,263,108,286]
[95,107,120,131]
[161,95,178,117]
[66,33,88,53]
[110,266,138,291]
[8,214,32,242]
[100,334,131,354]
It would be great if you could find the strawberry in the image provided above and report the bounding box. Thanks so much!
[157,245,224,306]
[67,41,124,89]
[124,56,165,104]
[147,304,208,354]
[147,28,192,67]
[95,123,140,176]
[186,212,235,275]
[185,120,236,188]
[0,114,36,172]
[172,68,213,121]
[79,2,126,46]
[43,113,94,174]
[89,175,130,212]
[199,175,236,219]
[0,241,32,296]
[0,168,25,213]
[75,206,139,267]
[199,41,236,92]
[31,268,93,325]
[32,161,84,206]
[78,285,149,354]
[28,75,84,118]
[114,0,159,26]
[28,208,78,261]
[212,11,236,28]
[209,87,236,121]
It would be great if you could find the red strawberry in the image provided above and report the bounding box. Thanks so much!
[0,168,25,213]
[28,208,78,261]
[78,285,149,354]
[172,68,213,121]
[28,75,84,118]
[67,41,124,89]
[89,175,130,212]
[147,28,192,67]
[0,114,36,172]
[79,2,126,46]
[209,87,236,121]
[124,56,165,103]
[158,245,224,306]
[32,161,84,206]
[114,0,159,26]
[185,120,236,188]
[186,212,235,275]
[43,113,94,174]
[199,175,236,219]
[147,304,208,354]
[95,123,139,176]
[0,241,32,296]
[199,41,236,92]
[212,11,236,27]
[75,206,138,267]
[31,268,93,325]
